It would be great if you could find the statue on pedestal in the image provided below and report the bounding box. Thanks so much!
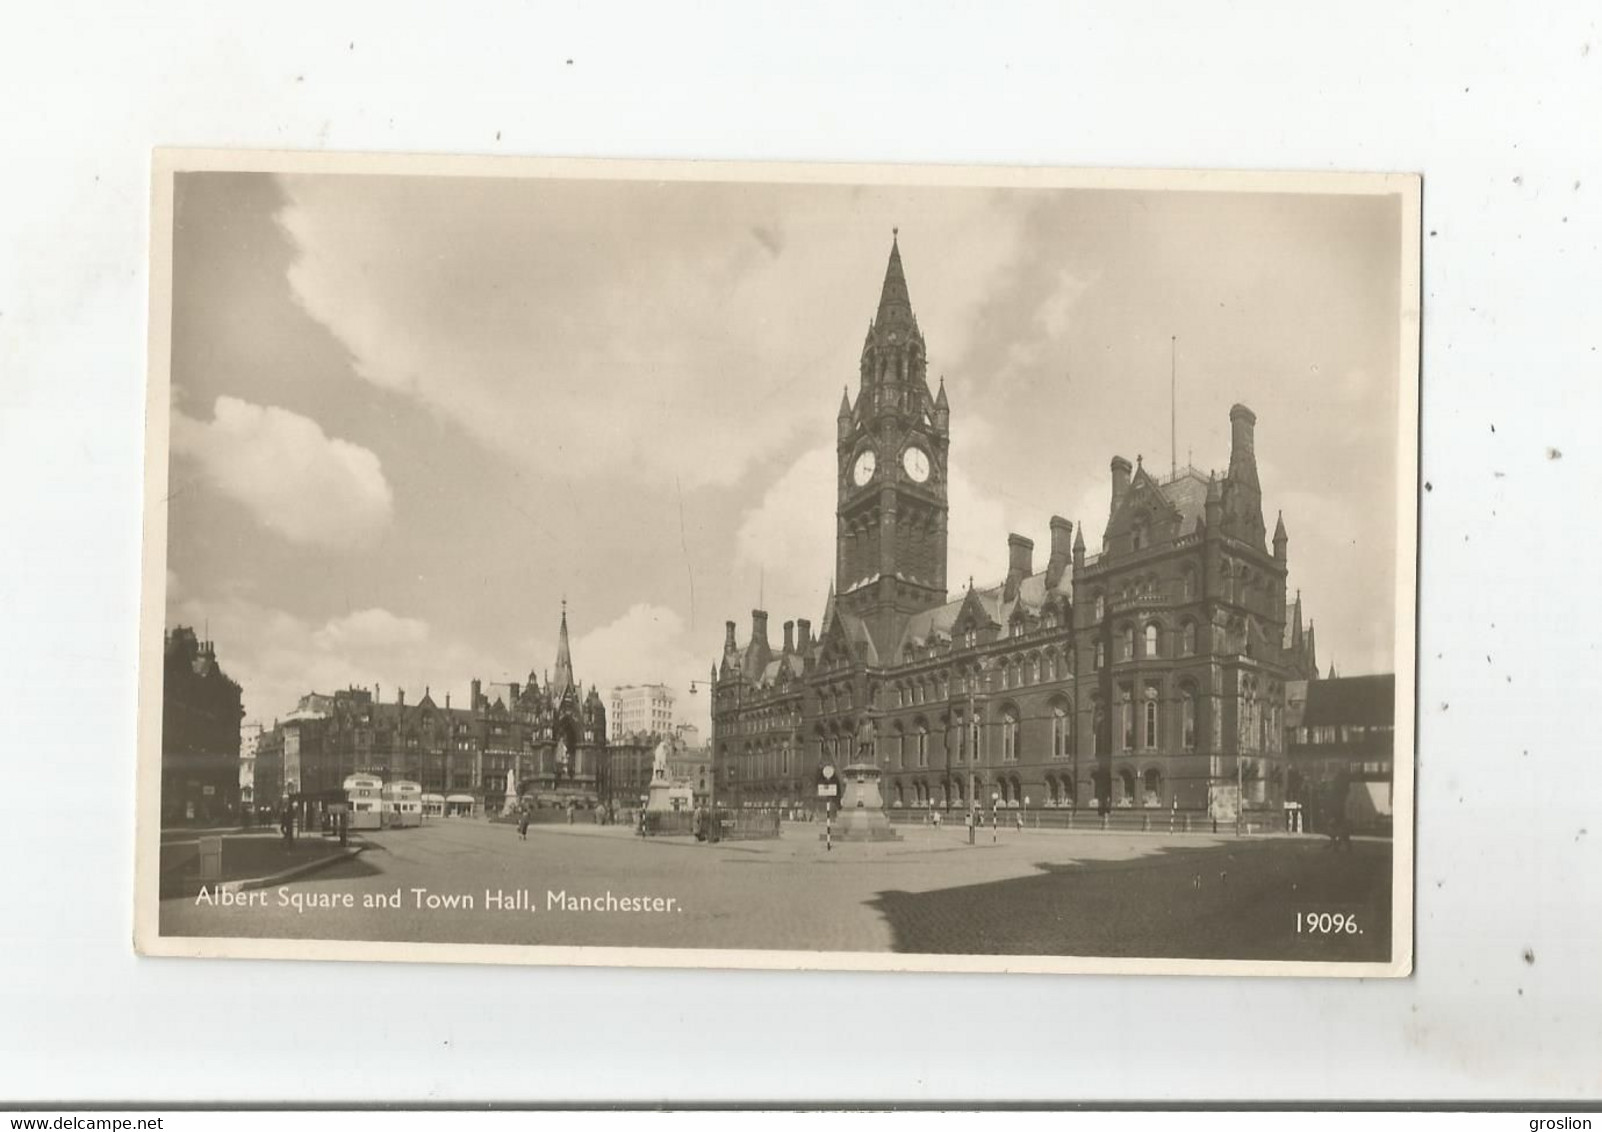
[645,736,676,812]
[824,715,899,842]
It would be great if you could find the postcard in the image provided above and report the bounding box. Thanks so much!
[137,151,1418,975]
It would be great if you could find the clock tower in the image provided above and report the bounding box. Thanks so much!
[835,233,950,658]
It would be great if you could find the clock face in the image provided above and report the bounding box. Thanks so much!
[852,450,877,486]
[902,446,931,483]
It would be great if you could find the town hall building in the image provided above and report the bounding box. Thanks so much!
[710,236,1321,819]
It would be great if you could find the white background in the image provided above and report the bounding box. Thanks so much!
[2,0,1599,1105]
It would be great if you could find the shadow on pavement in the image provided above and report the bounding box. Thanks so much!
[868,838,1392,961]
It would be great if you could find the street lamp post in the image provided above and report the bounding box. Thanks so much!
[689,678,720,841]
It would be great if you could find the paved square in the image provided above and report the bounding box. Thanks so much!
[159,819,1391,961]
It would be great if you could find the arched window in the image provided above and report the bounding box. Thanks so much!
[1094,593,1105,622]
[969,714,983,762]
[1145,622,1160,657]
[893,725,905,770]
[1052,702,1071,759]
[1001,707,1019,762]
[1181,684,1198,750]
[1181,620,1197,657]
[1144,688,1159,750]
[915,722,929,768]
[1120,625,1135,661]
[1092,696,1106,756]
[1182,566,1196,600]
[1094,641,1105,670]
[1143,767,1162,806]
[1132,519,1147,551]
[1118,768,1136,806]
[1120,690,1135,751]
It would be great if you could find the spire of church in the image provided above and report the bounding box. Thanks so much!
[550,600,575,701]
[876,228,912,326]
[934,376,948,410]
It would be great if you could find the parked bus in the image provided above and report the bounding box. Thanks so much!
[384,780,423,827]
[343,774,384,830]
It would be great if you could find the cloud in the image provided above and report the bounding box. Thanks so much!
[170,592,513,723]
[274,175,1028,490]
[311,608,429,651]
[171,396,393,549]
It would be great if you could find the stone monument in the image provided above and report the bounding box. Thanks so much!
[501,765,520,815]
[645,736,677,813]
[826,717,900,842]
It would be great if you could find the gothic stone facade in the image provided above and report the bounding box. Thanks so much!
[256,607,608,812]
[712,238,1320,818]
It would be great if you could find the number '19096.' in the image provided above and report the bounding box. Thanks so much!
[1297,911,1364,935]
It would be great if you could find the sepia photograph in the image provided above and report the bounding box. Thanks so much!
[137,152,1419,975]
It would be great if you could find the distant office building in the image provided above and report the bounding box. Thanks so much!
[239,720,264,812]
[610,683,677,742]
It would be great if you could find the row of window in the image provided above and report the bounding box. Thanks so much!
[1295,725,1394,746]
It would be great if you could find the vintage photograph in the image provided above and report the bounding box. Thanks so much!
[137,153,1418,975]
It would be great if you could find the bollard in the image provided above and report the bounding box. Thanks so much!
[198,835,223,882]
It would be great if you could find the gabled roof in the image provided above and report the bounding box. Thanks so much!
[1158,468,1212,535]
[895,569,1069,657]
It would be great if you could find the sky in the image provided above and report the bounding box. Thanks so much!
[163,168,1406,735]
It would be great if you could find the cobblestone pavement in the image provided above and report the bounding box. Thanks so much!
[158,818,1391,960]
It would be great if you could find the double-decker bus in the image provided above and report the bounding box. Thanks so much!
[343,774,384,830]
[384,780,423,827]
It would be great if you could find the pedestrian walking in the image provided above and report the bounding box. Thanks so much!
[517,807,530,841]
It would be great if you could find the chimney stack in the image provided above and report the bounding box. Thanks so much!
[724,620,738,652]
[470,678,481,710]
[1110,456,1132,516]
[1005,534,1034,601]
[751,609,769,647]
[509,682,520,703]
[1046,517,1072,589]
[397,687,405,707]
[797,619,812,653]
[783,620,795,654]
[1228,404,1260,490]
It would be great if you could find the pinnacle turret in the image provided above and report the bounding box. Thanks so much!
[876,229,912,326]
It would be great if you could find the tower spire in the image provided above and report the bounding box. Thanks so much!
[876,230,912,326]
[551,601,575,701]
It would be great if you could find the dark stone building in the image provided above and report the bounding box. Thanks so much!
[712,237,1322,820]
[161,626,244,825]
[1285,673,1396,833]
[255,606,608,814]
